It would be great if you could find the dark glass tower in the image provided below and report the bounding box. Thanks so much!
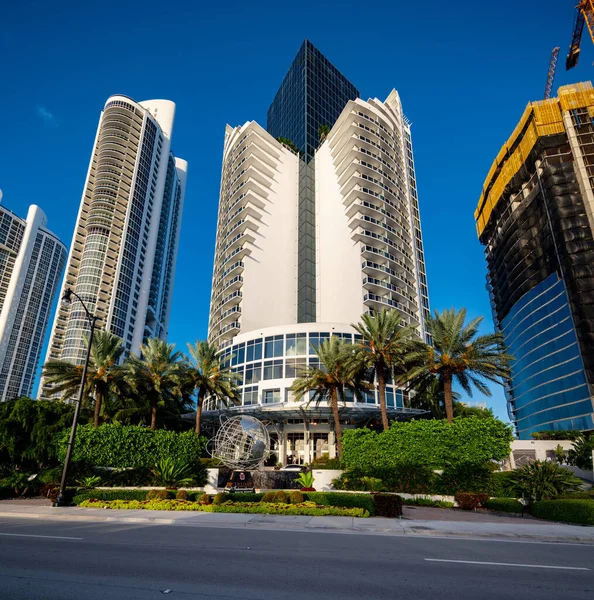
[267,40,359,322]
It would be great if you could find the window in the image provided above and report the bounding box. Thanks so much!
[309,332,330,354]
[263,389,281,405]
[264,335,284,358]
[243,386,258,406]
[285,358,307,378]
[246,338,262,362]
[263,359,283,380]
[286,333,307,356]
[245,363,261,384]
[231,343,245,366]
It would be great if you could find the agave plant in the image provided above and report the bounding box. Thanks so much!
[151,457,194,488]
[295,470,315,490]
[505,461,582,504]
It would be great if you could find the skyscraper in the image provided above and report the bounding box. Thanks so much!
[0,198,66,401]
[42,95,186,392]
[267,40,359,322]
[475,82,594,438]
[207,43,429,462]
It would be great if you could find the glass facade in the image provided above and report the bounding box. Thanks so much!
[267,41,359,323]
[205,328,406,410]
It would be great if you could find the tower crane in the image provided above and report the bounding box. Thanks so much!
[545,47,560,99]
[566,1,594,70]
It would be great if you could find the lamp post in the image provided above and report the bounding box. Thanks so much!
[54,288,98,507]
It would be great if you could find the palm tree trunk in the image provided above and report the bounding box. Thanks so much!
[377,368,389,431]
[195,391,203,434]
[94,389,102,428]
[443,373,454,423]
[150,397,157,430]
[330,387,343,458]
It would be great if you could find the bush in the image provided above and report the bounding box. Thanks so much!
[372,493,403,518]
[375,464,437,494]
[454,492,488,510]
[530,499,594,525]
[531,430,583,440]
[360,476,387,492]
[557,491,594,500]
[310,456,342,469]
[484,498,524,513]
[273,490,288,503]
[567,436,594,471]
[55,424,207,475]
[289,491,304,504]
[402,497,454,508]
[261,491,276,503]
[151,457,195,488]
[176,490,189,501]
[72,489,149,504]
[342,418,513,473]
[305,492,375,516]
[197,493,211,505]
[437,462,492,495]
[489,471,517,497]
[212,493,226,506]
[505,461,583,503]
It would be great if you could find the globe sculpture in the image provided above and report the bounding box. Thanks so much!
[212,415,270,470]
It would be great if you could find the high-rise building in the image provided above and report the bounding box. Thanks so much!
[207,43,429,462]
[42,95,187,394]
[475,82,594,438]
[0,198,66,401]
[267,40,360,322]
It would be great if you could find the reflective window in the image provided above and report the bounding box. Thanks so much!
[286,333,307,356]
[245,363,261,384]
[263,389,281,404]
[231,343,245,366]
[285,357,307,378]
[244,386,258,405]
[263,359,283,380]
[264,335,284,358]
[246,338,262,362]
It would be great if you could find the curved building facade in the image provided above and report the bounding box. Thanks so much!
[476,82,594,438]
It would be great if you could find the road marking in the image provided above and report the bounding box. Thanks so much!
[0,532,82,540]
[425,558,589,571]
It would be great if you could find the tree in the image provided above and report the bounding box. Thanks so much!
[409,308,512,423]
[42,330,125,427]
[352,309,421,431]
[291,337,365,458]
[123,338,188,430]
[318,124,330,142]
[185,340,239,434]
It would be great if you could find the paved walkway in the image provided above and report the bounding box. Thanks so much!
[0,500,592,542]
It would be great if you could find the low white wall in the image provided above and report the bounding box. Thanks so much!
[311,469,342,491]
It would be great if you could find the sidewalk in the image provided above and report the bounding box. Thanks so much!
[0,500,592,543]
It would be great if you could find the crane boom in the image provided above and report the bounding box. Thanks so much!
[545,47,560,99]
[567,1,594,70]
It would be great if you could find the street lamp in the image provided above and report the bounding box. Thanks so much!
[54,288,98,507]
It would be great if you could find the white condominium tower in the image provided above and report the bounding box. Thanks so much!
[206,42,430,464]
[0,197,66,401]
[42,95,187,384]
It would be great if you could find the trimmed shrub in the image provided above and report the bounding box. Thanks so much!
[372,493,403,518]
[289,491,304,504]
[175,490,189,501]
[72,489,148,504]
[557,491,594,500]
[310,456,342,470]
[212,493,226,506]
[530,499,594,525]
[454,493,489,510]
[484,498,524,513]
[197,493,211,505]
[437,462,492,495]
[55,424,207,477]
[261,492,275,503]
[305,492,375,516]
[226,493,265,503]
[342,418,513,473]
[273,490,288,503]
[402,497,454,508]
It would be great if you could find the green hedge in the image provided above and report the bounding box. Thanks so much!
[55,424,207,470]
[484,498,524,513]
[530,500,594,525]
[79,499,369,517]
[305,492,375,515]
[72,489,149,504]
[342,418,513,473]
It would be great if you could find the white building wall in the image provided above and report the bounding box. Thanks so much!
[315,143,362,324]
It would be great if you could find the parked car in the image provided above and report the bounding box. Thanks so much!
[279,464,306,472]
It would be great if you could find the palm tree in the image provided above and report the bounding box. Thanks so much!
[409,308,512,423]
[291,337,365,458]
[186,340,239,434]
[42,330,124,427]
[123,338,187,430]
[352,309,422,431]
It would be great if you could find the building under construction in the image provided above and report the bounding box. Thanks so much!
[475,82,594,439]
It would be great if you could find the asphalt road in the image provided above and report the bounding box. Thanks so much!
[0,518,592,600]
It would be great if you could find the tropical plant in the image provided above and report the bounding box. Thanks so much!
[276,136,299,154]
[185,340,239,434]
[360,476,387,492]
[352,309,422,430]
[291,337,365,457]
[318,124,331,141]
[408,308,512,423]
[505,461,583,504]
[151,457,194,488]
[567,435,594,470]
[77,475,101,489]
[42,330,125,427]
[122,338,188,430]
[295,470,315,490]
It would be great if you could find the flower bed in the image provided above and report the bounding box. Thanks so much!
[78,498,369,517]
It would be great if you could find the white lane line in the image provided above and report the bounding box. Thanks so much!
[425,558,589,571]
[0,532,82,540]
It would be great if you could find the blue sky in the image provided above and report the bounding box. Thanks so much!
[1,0,592,421]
